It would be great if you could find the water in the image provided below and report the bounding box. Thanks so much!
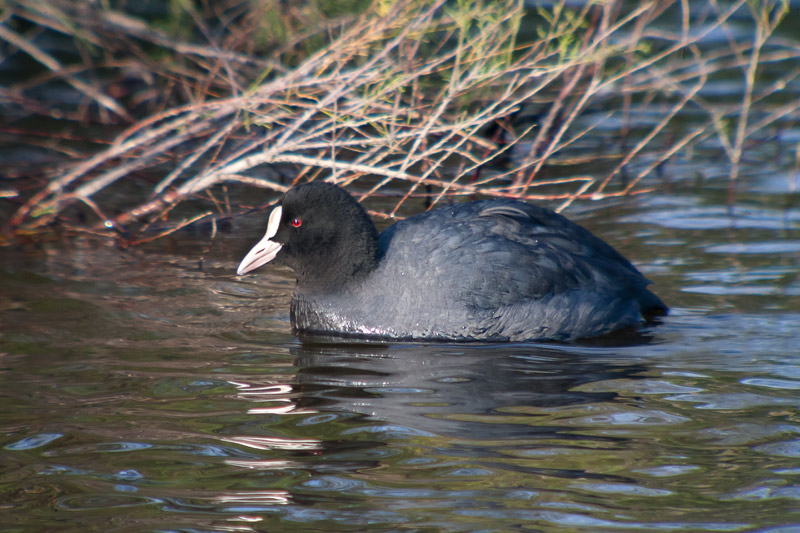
[2,3,800,528]
[2,181,799,531]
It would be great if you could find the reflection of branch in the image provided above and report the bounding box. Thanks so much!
[621,126,713,197]
[727,0,789,203]
[0,24,131,121]
[595,68,709,195]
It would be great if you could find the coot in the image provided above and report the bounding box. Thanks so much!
[237,182,666,341]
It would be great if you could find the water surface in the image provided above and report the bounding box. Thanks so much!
[2,183,799,532]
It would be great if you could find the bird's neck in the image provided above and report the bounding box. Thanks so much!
[294,227,379,295]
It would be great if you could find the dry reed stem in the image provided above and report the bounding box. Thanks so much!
[4,0,797,242]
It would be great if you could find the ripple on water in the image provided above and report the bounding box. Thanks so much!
[56,494,161,511]
[682,285,800,296]
[633,465,702,477]
[296,413,340,425]
[274,506,404,526]
[43,441,153,456]
[621,205,800,230]
[454,508,748,531]
[755,441,800,459]
[112,469,143,481]
[685,266,797,284]
[213,490,291,509]
[300,475,366,491]
[721,483,800,502]
[698,423,800,447]
[341,424,437,438]
[572,482,673,497]
[705,241,800,254]
[4,433,63,450]
[665,392,797,410]
[575,379,704,395]
[740,378,800,390]
[570,408,690,427]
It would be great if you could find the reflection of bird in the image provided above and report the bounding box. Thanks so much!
[291,342,647,444]
[237,182,666,342]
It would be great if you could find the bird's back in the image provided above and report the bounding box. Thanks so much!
[294,199,665,341]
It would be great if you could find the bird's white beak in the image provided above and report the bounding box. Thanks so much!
[237,205,283,275]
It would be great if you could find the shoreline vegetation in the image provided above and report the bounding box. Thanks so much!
[1,0,796,246]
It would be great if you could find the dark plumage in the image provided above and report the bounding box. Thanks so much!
[237,182,666,342]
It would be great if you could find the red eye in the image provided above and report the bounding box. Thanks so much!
[291,217,302,228]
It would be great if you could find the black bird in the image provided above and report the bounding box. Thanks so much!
[237,182,666,342]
